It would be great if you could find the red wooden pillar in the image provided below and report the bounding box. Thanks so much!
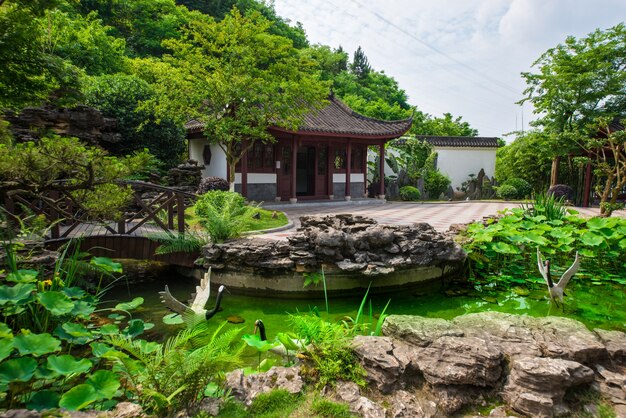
[345,140,352,200]
[362,145,368,197]
[241,140,248,198]
[582,161,592,207]
[327,143,333,198]
[378,142,385,198]
[290,136,298,202]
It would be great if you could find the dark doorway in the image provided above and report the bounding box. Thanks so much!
[296,146,316,196]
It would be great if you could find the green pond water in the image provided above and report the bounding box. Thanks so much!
[104,273,626,348]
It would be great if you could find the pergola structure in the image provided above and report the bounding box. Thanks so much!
[187,95,413,202]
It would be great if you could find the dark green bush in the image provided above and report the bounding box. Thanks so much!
[503,178,532,198]
[424,171,451,199]
[496,184,518,200]
[399,185,421,201]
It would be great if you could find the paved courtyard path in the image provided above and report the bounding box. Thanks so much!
[258,201,610,240]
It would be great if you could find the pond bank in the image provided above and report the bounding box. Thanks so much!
[226,312,626,417]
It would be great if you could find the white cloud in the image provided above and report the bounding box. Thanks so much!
[274,0,626,137]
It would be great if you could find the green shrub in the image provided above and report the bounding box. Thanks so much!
[399,186,421,201]
[496,184,518,200]
[503,178,532,198]
[193,191,254,242]
[424,171,451,199]
[521,192,567,220]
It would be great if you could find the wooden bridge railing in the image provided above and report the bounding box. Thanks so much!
[4,181,197,240]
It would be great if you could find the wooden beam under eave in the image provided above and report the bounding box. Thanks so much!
[345,139,352,200]
[241,140,248,198]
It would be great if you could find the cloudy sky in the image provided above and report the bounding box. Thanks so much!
[273,0,626,138]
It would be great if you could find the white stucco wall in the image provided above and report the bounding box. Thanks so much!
[188,139,228,178]
[234,173,277,185]
[368,146,497,190]
[333,173,365,183]
[434,147,496,190]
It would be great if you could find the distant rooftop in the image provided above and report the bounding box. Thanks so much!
[394,135,500,148]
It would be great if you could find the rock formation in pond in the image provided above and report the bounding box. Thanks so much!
[224,312,626,418]
[202,214,466,277]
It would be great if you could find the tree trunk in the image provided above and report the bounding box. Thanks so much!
[550,157,560,186]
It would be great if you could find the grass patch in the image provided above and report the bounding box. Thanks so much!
[248,389,303,418]
[242,208,289,232]
[310,398,354,418]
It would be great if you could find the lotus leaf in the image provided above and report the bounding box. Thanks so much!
[59,384,98,411]
[14,333,61,357]
[35,365,59,379]
[90,257,123,274]
[586,217,616,230]
[38,291,75,315]
[579,248,596,258]
[62,287,86,299]
[114,297,144,311]
[0,357,37,382]
[98,324,119,335]
[580,232,604,247]
[87,370,120,399]
[242,334,279,352]
[489,242,520,254]
[619,239,626,250]
[163,313,184,325]
[61,322,93,343]
[0,283,35,305]
[0,339,14,362]
[276,332,300,351]
[71,301,96,317]
[0,323,12,338]
[522,233,549,246]
[26,390,60,410]
[47,355,92,376]
[90,342,114,357]
[123,319,145,337]
[108,313,125,321]
[6,270,38,283]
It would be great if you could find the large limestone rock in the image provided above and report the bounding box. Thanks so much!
[225,366,304,405]
[383,312,609,365]
[334,381,386,418]
[352,336,414,393]
[202,214,465,279]
[6,105,119,145]
[412,336,503,387]
[502,356,594,417]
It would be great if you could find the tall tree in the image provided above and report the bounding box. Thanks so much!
[521,23,626,134]
[520,23,626,212]
[350,46,371,79]
[140,10,328,188]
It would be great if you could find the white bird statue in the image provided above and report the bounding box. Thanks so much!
[159,268,226,320]
[536,248,580,306]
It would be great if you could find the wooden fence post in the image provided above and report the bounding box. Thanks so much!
[176,194,185,234]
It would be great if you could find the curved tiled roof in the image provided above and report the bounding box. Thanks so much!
[294,95,413,138]
[395,135,500,148]
[185,95,413,139]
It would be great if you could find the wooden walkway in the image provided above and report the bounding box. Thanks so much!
[6,181,199,268]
